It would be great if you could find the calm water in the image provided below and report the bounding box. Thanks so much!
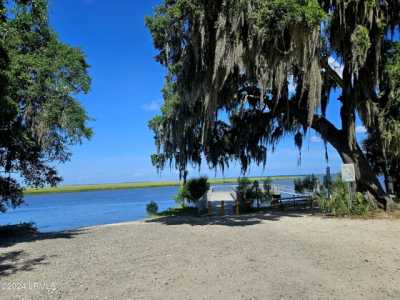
[0,187,179,233]
[0,179,295,232]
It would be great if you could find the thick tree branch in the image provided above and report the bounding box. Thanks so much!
[320,57,344,89]
[286,100,386,205]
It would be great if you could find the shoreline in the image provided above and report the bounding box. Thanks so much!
[32,209,400,235]
[24,175,304,195]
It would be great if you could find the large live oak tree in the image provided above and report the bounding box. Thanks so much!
[0,0,92,212]
[146,0,400,208]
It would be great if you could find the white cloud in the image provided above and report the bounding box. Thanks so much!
[310,135,322,143]
[356,126,367,134]
[141,100,162,112]
[328,57,344,78]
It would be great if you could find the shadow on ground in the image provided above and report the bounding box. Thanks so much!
[146,208,318,227]
[0,229,87,277]
[0,229,87,248]
[0,250,51,277]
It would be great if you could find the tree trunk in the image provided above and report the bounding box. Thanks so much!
[283,88,390,208]
[341,146,386,207]
[306,61,390,208]
[310,116,389,208]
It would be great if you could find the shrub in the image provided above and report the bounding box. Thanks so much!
[146,201,159,215]
[352,192,376,215]
[175,176,210,206]
[235,177,274,210]
[262,178,273,205]
[317,180,350,216]
[236,177,257,211]
[175,185,189,207]
[185,177,210,203]
[252,180,263,207]
[317,179,376,216]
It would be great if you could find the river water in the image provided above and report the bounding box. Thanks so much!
[0,179,295,232]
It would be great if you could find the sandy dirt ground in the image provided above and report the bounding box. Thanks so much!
[1,211,400,300]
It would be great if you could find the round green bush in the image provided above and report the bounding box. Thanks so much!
[146,201,159,215]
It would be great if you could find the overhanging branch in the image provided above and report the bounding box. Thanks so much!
[320,57,344,89]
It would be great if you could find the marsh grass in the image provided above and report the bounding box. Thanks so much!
[24,181,181,195]
[24,176,301,195]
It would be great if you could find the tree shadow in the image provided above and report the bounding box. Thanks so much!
[0,229,87,248]
[0,228,88,277]
[0,250,51,277]
[146,207,317,227]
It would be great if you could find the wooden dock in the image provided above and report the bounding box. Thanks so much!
[197,184,313,214]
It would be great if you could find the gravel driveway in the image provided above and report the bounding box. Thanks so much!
[1,212,400,299]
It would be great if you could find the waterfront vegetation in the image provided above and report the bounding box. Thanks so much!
[0,0,92,212]
[155,206,198,217]
[24,176,301,195]
[146,0,400,210]
[25,181,181,195]
[235,178,273,212]
[161,175,381,218]
[146,201,159,216]
[1,1,400,297]
[316,178,376,217]
[175,176,210,206]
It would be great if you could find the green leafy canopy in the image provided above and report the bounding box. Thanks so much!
[0,0,92,211]
[146,0,400,205]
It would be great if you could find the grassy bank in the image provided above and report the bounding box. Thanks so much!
[24,175,303,195]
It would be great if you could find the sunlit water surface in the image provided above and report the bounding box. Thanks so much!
[1,179,295,232]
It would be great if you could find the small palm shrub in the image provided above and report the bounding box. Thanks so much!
[352,192,376,215]
[185,177,210,202]
[146,201,159,215]
[317,179,375,216]
[236,177,257,211]
[318,180,349,216]
[252,180,263,208]
[261,178,273,205]
[235,178,274,211]
[175,176,210,206]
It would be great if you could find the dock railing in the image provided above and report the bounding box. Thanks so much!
[201,183,315,214]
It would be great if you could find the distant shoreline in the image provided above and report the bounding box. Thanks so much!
[24,175,304,195]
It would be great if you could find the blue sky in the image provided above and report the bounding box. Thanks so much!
[48,0,362,185]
